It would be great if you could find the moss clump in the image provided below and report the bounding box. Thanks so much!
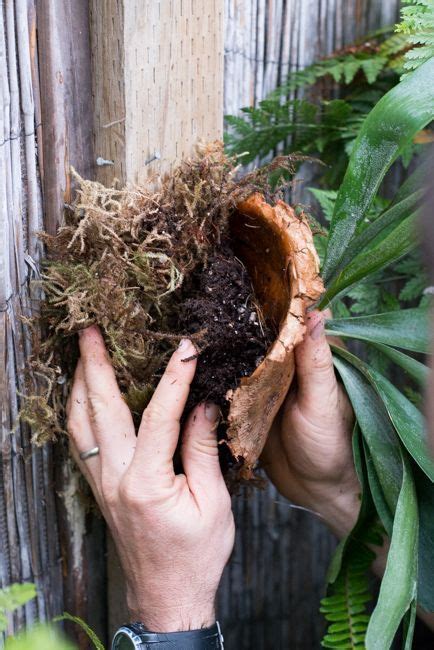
[24,143,298,444]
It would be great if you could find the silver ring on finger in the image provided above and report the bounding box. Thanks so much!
[79,446,100,461]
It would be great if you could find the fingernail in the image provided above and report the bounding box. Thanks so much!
[205,402,220,422]
[178,338,190,350]
[310,319,324,340]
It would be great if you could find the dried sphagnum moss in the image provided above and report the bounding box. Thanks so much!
[25,142,297,445]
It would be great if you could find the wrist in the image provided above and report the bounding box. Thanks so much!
[127,598,216,633]
[304,475,361,538]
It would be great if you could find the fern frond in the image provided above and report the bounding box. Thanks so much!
[53,613,105,650]
[308,188,337,222]
[321,541,374,648]
[396,0,434,73]
[270,52,389,97]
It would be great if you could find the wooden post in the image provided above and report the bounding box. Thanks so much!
[89,0,224,634]
[90,0,224,187]
[37,2,107,645]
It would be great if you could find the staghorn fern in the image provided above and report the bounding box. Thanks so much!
[318,48,434,646]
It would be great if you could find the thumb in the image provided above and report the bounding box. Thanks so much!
[294,310,338,415]
[181,403,223,491]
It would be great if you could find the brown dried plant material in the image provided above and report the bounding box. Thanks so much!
[25,143,323,478]
[226,194,324,476]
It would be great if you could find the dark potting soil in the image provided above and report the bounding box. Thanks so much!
[178,241,274,413]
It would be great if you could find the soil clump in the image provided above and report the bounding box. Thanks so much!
[178,240,274,412]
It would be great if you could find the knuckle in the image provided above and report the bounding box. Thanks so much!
[312,342,333,371]
[185,436,219,458]
[141,401,170,428]
[164,367,181,382]
[87,394,109,420]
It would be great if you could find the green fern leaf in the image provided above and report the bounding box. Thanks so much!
[396,0,434,74]
[53,613,104,650]
[320,543,373,648]
[308,188,337,222]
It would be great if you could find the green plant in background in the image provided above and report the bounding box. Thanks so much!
[0,583,104,650]
[0,584,36,634]
[398,0,434,74]
[225,2,434,177]
[227,1,434,647]
[319,15,433,650]
[225,0,434,325]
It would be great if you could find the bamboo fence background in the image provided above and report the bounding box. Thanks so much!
[0,1,410,649]
[0,0,63,641]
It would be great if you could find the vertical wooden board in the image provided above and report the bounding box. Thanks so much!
[125,0,224,183]
[90,0,225,637]
[36,2,108,645]
[38,0,95,234]
[92,0,224,187]
[89,0,126,186]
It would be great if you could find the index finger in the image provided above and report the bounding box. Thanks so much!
[130,338,197,478]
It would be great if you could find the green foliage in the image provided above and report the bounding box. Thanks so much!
[325,308,430,353]
[225,96,364,170]
[321,427,385,649]
[397,0,434,74]
[5,625,75,650]
[299,12,434,645]
[365,453,418,649]
[310,186,428,318]
[321,56,434,283]
[321,542,374,648]
[224,28,430,181]
[0,583,105,650]
[53,613,104,650]
[0,584,36,633]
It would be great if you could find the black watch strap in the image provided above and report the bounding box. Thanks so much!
[112,621,224,649]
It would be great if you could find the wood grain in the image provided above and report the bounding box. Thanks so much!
[90,0,224,186]
[36,2,107,645]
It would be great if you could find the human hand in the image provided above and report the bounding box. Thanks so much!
[66,328,235,632]
[261,310,360,538]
